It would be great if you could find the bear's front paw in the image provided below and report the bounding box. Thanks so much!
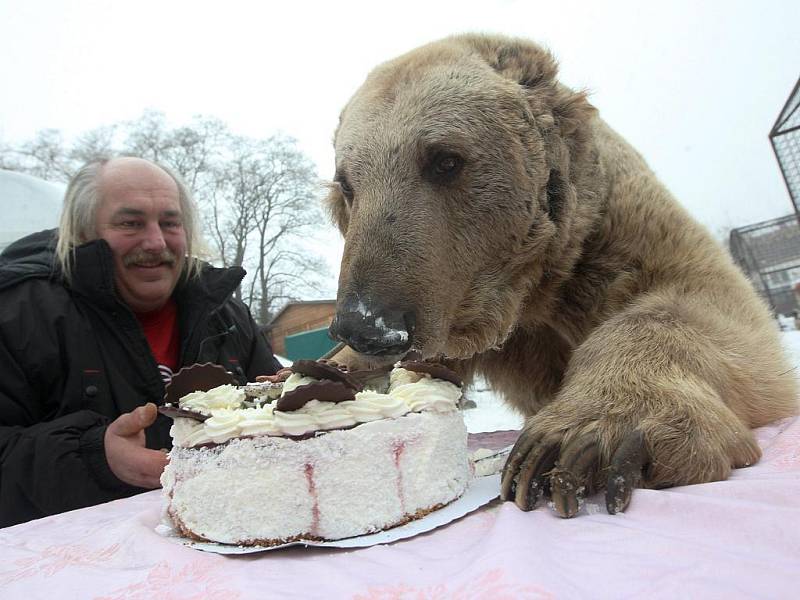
[500,399,763,518]
[500,428,649,518]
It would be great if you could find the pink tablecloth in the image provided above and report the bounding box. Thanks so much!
[1,419,799,600]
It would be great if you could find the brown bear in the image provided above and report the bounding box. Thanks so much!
[324,33,799,517]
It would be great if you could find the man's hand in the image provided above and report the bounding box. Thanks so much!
[104,403,169,488]
[256,367,293,383]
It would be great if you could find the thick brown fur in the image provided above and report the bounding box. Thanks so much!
[325,34,798,503]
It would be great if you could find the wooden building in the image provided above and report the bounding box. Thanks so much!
[266,300,337,361]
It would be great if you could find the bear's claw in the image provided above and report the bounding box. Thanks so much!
[501,432,561,511]
[605,430,649,515]
[550,432,601,517]
[501,429,650,517]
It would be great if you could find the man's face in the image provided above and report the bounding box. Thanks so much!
[93,158,187,313]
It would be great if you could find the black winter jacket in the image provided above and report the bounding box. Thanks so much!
[0,229,281,527]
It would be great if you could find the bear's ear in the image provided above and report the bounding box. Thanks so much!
[486,38,559,92]
[462,34,596,141]
[325,184,350,234]
[548,84,596,143]
[460,34,559,94]
[544,168,566,223]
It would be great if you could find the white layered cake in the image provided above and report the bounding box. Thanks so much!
[160,362,471,546]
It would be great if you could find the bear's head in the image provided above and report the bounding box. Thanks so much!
[326,33,597,363]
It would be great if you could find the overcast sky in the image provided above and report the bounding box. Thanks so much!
[1,0,798,287]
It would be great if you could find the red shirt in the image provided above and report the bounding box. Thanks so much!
[135,298,180,382]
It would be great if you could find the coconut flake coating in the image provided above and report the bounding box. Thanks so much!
[162,411,470,545]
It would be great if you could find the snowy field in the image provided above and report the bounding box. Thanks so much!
[463,326,800,434]
[463,378,525,433]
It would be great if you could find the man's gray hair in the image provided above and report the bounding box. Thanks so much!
[55,157,204,282]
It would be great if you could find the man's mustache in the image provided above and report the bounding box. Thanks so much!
[123,249,178,267]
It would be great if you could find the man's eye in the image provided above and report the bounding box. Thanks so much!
[161,221,182,229]
[119,221,141,228]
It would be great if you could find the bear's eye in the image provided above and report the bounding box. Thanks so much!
[425,152,464,184]
[435,155,460,174]
[335,175,354,203]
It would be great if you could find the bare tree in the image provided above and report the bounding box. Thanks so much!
[69,125,118,167]
[0,137,20,171]
[123,110,228,193]
[11,129,73,181]
[199,133,326,319]
[202,150,261,299]
[250,249,329,323]
[241,136,326,322]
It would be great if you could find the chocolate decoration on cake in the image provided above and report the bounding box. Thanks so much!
[164,363,236,406]
[402,349,423,362]
[277,380,356,411]
[398,360,463,387]
[316,358,394,387]
[347,363,393,384]
[291,359,364,392]
[158,405,210,422]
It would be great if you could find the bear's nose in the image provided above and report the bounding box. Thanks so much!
[329,295,415,357]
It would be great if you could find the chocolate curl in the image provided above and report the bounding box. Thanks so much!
[398,360,463,387]
[158,405,209,422]
[164,363,236,406]
[346,364,393,385]
[291,359,363,391]
[276,380,357,412]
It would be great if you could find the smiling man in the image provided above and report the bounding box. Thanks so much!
[0,157,282,527]
[93,158,188,313]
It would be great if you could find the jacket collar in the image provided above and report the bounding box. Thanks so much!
[70,237,118,308]
[0,229,59,291]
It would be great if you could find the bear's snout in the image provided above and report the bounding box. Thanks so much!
[329,294,415,358]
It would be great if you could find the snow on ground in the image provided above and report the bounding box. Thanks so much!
[781,329,800,366]
[463,326,800,435]
[463,378,524,434]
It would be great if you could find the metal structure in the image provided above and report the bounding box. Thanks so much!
[730,214,800,315]
[732,75,800,316]
[770,76,800,216]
